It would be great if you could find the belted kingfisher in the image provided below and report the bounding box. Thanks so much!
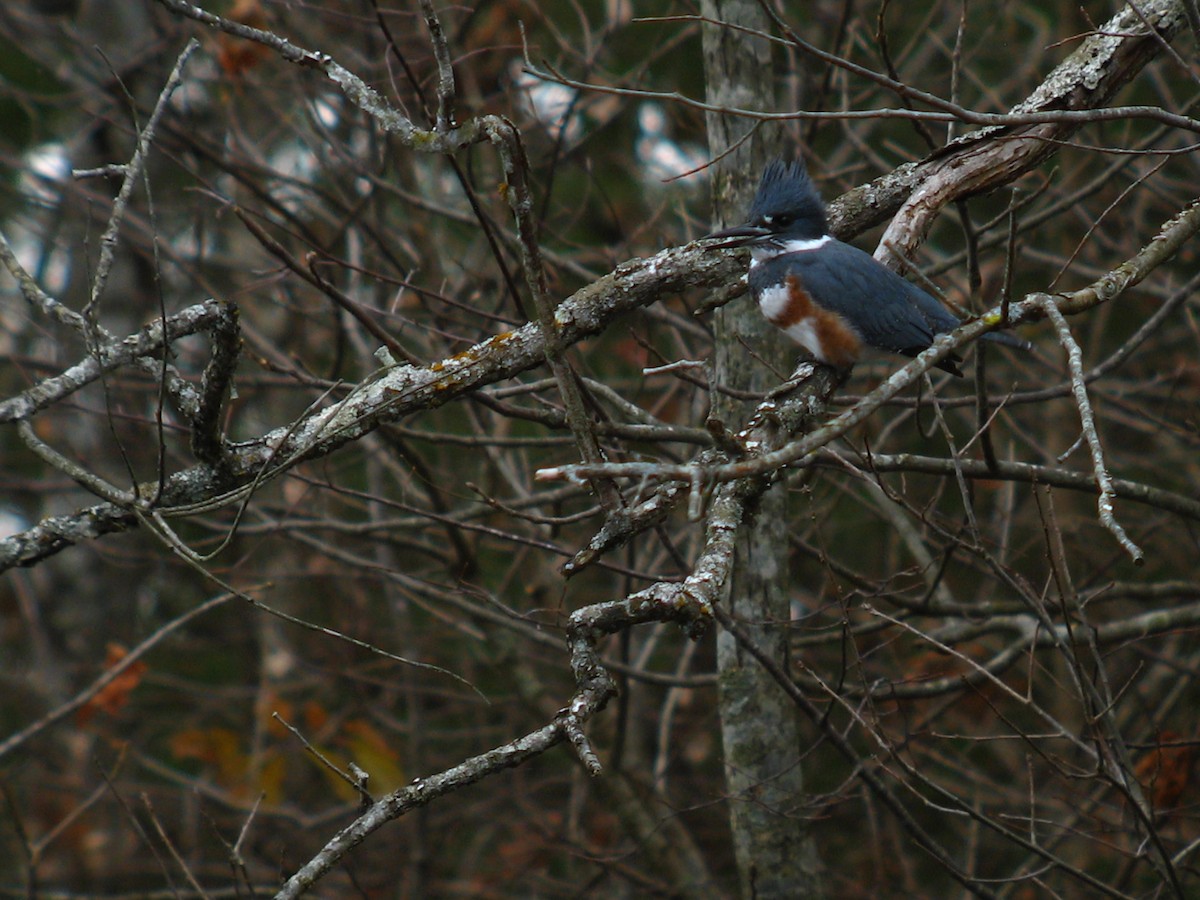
[706,159,1029,376]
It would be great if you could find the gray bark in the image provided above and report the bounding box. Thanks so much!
[701,2,825,897]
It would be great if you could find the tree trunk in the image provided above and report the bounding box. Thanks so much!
[701,2,825,897]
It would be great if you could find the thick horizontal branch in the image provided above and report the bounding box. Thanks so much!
[227,245,739,474]
[0,244,739,572]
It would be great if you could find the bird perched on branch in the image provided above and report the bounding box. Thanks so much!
[706,159,1029,376]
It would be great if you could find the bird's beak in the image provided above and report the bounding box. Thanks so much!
[703,223,770,250]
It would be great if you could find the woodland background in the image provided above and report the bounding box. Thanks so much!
[2,0,1200,897]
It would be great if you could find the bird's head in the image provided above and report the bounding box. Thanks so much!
[705,158,829,253]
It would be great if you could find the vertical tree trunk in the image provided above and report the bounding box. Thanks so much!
[701,2,825,897]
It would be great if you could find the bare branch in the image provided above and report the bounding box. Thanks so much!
[84,40,199,316]
[1038,298,1144,562]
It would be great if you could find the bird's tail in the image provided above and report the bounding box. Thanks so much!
[981,330,1032,352]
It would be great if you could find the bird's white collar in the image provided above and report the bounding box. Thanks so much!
[749,234,832,265]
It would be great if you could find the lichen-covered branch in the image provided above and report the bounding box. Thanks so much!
[0,244,739,572]
[849,0,1192,251]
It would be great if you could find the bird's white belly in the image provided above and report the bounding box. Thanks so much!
[783,319,824,360]
[757,283,828,362]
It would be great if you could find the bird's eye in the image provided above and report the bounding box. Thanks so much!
[772,213,793,227]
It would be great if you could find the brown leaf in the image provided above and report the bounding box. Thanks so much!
[216,0,272,77]
[1134,730,1196,818]
[76,643,147,725]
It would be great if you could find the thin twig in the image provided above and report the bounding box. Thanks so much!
[1037,298,1144,563]
[84,39,199,316]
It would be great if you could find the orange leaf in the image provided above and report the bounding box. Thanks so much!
[1135,731,1195,817]
[215,0,272,77]
[76,643,147,725]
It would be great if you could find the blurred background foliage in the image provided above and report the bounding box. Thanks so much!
[1,0,1199,895]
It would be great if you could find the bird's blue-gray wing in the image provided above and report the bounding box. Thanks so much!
[788,241,953,355]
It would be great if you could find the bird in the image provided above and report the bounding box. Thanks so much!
[705,158,1029,377]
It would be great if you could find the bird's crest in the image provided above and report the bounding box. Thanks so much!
[749,159,827,235]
